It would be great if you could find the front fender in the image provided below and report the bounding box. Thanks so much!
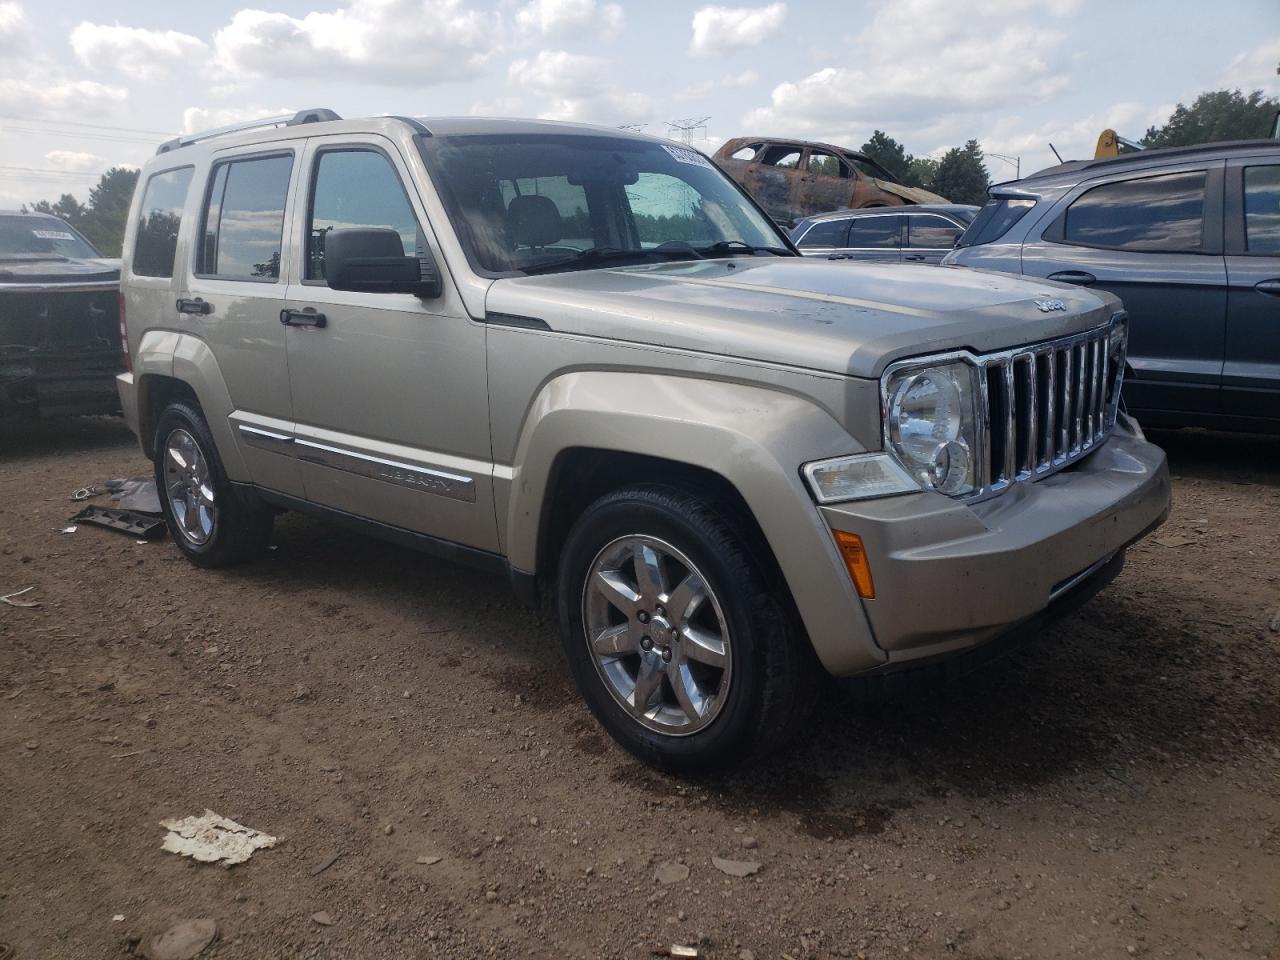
[503,371,886,675]
[134,330,247,481]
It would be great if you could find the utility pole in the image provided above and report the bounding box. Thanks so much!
[666,117,710,145]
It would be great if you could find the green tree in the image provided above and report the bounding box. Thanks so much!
[1143,89,1279,148]
[25,166,139,257]
[26,193,88,226]
[907,156,939,192]
[80,167,140,256]
[931,140,990,205]
[860,130,913,185]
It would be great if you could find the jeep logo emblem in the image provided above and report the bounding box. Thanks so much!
[1033,297,1068,312]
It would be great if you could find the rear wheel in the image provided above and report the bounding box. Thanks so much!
[153,401,273,567]
[557,484,816,772]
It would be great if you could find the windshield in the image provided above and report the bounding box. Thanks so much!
[0,215,100,260]
[419,133,792,275]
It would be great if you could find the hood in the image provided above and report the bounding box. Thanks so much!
[873,180,949,205]
[486,258,1117,379]
[0,256,120,285]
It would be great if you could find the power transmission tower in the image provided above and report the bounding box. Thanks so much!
[666,117,709,145]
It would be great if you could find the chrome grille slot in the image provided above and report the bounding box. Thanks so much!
[975,315,1125,500]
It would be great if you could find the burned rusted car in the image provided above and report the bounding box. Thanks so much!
[1,211,122,417]
[713,137,947,227]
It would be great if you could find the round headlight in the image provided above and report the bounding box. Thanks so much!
[891,370,963,464]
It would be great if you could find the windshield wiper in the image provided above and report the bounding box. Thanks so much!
[521,246,701,275]
[693,240,793,257]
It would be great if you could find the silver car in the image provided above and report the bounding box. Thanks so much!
[792,205,978,264]
[116,111,1170,770]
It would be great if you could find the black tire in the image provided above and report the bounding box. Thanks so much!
[152,400,273,568]
[557,484,817,773]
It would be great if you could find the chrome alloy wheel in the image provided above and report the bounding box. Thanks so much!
[163,428,217,545]
[582,535,732,735]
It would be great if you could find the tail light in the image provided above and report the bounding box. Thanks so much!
[119,290,131,373]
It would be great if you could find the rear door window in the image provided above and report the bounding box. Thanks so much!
[133,167,193,278]
[1062,170,1206,252]
[198,154,293,280]
[846,216,902,248]
[307,149,420,281]
[796,219,848,248]
[907,214,963,249]
[806,153,848,179]
[1243,165,1280,255]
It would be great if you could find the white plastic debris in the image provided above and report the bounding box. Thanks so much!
[160,810,277,866]
[61,525,77,534]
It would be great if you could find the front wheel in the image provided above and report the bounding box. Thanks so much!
[153,400,273,568]
[557,484,816,772]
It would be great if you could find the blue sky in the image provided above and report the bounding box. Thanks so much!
[1,0,1277,208]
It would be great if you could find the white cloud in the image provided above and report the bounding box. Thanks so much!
[181,105,294,135]
[507,49,608,97]
[689,3,785,57]
[0,1,31,58]
[0,78,127,118]
[213,0,500,86]
[536,90,652,125]
[1218,38,1280,95]
[743,0,1077,139]
[70,22,207,81]
[44,149,101,171]
[514,0,623,39]
[675,68,759,101]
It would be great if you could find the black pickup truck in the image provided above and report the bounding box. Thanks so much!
[0,211,122,417]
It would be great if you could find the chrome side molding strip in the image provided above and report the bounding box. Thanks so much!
[294,438,477,503]
[237,423,295,455]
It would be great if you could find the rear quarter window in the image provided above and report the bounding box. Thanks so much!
[133,167,193,278]
[955,197,1035,248]
[1243,165,1280,255]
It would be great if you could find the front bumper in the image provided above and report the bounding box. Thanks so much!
[819,415,1170,671]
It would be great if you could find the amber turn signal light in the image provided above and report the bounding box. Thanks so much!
[833,531,875,599]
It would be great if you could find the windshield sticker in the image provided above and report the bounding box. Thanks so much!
[32,230,75,241]
[662,145,714,170]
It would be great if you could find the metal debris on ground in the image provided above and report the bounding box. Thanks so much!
[60,525,77,534]
[159,810,277,866]
[70,485,96,501]
[1270,608,1280,632]
[711,857,761,877]
[658,947,699,959]
[1,587,39,608]
[107,477,162,514]
[70,505,166,540]
[140,919,217,960]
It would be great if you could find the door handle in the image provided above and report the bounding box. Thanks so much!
[1047,270,1097,286]
[1254,278,1280,297]
[176,297,212,315]
[903,254,926,262]
[280,308,327,328]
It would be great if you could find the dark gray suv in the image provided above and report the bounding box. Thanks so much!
[944,141,1280,433]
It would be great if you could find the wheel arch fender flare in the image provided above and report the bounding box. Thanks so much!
[134,330,247,481]
[502,370,885,675]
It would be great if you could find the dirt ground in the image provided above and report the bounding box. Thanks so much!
[1,417,1278,960]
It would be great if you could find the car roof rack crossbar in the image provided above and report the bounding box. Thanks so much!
[156,108,343,155]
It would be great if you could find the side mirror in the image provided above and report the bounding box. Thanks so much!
[324,228,442,298]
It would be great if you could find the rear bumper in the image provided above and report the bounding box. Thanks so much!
[818,414,1170,672]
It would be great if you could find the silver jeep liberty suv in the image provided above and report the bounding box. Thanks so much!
[117,110,1170,770]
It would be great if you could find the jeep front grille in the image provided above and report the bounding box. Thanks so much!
[979,315,1126,498]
